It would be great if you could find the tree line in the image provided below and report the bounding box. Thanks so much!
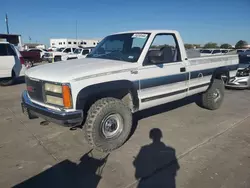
[184,40,248,49]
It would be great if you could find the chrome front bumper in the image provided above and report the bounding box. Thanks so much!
[21,90,83,126]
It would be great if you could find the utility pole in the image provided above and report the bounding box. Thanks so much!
[5,13,10,34]
[76,20,78,40]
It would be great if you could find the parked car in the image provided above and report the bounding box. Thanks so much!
[0,42,27,86]
[200,49,222,56]
[236,49,248,54]
[47,46,58,51]
[21,30,239,151]
[27,48,47,59]
[43,47,76,62]
[226,51,250,89]
[221,49,230,54]
[19,50,42,67]
[63,47,94,61]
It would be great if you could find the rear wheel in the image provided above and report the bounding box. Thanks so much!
[0,71,15,86]
[84,98,132,152]
[201,79,225,110]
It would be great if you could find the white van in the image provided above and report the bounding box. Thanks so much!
[0,42,26,86]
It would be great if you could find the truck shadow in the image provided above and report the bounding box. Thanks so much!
[13,149,109,188]
[130,95,201,138]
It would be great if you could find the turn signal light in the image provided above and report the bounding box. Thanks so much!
[62,85,72,108]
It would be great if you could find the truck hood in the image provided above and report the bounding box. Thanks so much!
[25,58,137,82]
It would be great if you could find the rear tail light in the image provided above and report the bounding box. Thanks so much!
[20,57,25,65]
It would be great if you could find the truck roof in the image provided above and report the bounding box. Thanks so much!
[115,30,178,35]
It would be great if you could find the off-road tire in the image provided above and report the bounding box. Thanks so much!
[84,98,132,152]
[201,79,225,110]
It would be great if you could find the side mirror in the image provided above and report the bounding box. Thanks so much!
[147,50,162,64]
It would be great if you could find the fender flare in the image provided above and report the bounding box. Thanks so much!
[212,66,230,80]
[76,80,139,109]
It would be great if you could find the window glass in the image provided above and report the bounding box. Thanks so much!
[74,42,77,44]
[87,33,149,62]
[144,34,180,65]
[0,44,15,56]
[68,42,72,44]
[7,45,16,56]
[82,49,90,55]
[64,48,71,53]
[212,50,221,54]
[201,50,212,53]
[74,48,82,54]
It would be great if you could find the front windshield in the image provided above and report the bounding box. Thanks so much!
[57,48,65,52]
[74,48,82,54]
[87,33,150,62]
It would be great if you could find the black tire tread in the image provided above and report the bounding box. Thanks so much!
[0,71,15,86]
[201,79,225,110]
[84,97,132,152]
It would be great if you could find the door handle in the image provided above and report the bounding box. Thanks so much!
[131,70,138,74]
[180,67,186,72]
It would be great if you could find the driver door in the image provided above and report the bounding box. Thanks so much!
[138,34,188,110]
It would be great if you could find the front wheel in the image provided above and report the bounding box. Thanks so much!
[84,98,132,152]
[201,79,225,110]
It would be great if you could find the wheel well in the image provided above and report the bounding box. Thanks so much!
[78,88,138,122]
[12,69,16,78]
[212,68,229,83]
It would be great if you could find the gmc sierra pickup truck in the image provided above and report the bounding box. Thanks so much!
[21,30,239,151]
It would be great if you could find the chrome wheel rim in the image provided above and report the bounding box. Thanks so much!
[213,89,221,103]
[101,113,123,139]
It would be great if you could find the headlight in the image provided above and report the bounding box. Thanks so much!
[45,83,62,93]
[44,83,72,108]
[46,95,64,106]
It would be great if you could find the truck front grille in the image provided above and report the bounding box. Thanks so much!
[25,77,44,103]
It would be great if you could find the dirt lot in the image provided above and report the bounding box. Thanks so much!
[0,81,250,188]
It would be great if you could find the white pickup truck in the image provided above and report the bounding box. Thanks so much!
[43,47,76,62]
[21,30,239,151]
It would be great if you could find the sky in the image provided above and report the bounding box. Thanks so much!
[1,0,250,47]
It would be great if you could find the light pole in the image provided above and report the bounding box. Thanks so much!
[5,13,10,34]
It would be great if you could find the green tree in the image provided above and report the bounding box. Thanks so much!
[203,42,218,49]
[184,44,194,49]
[235,40,248,49]
[193,44,201,48]
[220,43,232,49]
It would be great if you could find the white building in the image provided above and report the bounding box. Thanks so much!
[50,38,101,48]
